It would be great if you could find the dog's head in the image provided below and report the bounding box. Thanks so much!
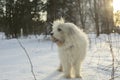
[50,19,76,46]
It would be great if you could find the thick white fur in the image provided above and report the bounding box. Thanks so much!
[52,19,88,78]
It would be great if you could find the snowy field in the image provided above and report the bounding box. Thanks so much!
[0,32,120,80]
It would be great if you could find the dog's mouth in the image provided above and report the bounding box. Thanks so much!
[51,36,60,42]
[51,36,64,46]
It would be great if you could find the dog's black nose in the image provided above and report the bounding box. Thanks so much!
[50,32,53,36]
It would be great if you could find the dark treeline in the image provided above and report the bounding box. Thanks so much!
[0,0,119,38]
[0,0,47,38]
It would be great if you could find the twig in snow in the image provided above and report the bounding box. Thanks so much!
[109,75,120,80]
[108,35,115,80]
[17,39,37,80]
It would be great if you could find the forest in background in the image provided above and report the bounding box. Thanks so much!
[0,0,120,38]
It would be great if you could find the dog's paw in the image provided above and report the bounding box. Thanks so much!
[65,76,71,79]
[64,74,71,79]
[57,68,63,72]
[57,64,63,72]
[75,75,82,78]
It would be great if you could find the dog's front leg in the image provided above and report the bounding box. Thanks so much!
[62,63,71,78]
[73,62,82,78]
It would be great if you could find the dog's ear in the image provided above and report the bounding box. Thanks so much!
[68,27,75,35]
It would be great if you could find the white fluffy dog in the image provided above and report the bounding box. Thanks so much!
[51,19,88,78]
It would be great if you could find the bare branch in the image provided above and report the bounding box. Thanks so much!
[108,35,115,80]
[17,39,37,80]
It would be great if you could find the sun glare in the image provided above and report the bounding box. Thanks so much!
[113,0,120,13]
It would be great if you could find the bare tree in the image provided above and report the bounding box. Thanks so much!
[88,0,114,36]
[76,0,88,30]
[100,0,114,34]
[88,0,100,36]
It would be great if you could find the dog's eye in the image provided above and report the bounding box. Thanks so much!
[58,28,62,32]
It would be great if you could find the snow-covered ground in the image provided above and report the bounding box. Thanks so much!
[0,32,120,80]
